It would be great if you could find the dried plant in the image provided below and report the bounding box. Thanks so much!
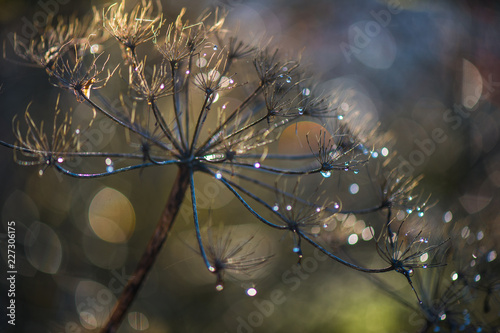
[1,1,461,332]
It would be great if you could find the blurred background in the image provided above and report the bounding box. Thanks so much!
[1,0,500,332]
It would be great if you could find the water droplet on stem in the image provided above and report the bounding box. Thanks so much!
[320,170,331,178]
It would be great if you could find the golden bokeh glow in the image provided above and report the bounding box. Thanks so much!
[278,121,332,155]
[88,187,135,243]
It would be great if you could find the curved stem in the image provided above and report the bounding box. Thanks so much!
[210,169,288,223]
[171,62,187,150]
[190,94,211,154]
[213,170,287,230]
[150,101,183,153]
[101,167,190,333]
[55,162,158,178]
[189,168,213,270]
[227,161,320,175]
[299,231,394,273]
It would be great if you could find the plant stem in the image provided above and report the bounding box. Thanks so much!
[101,166,190,333]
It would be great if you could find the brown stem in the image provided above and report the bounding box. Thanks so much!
[101,166,190,333]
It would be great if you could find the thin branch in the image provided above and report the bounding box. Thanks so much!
[101,167,190,333]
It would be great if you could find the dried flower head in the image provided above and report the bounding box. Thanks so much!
[378,167,426,211]
[157,8,225,65]
[13,97,93,172]
[103,0,164,63]
[129,58,173,102]
[203,226,273,291]
[271,178,336,260]
[254,48,299,85]
[7,8,105,70]
[193,53,236,96]
[376,217,449,303]
[307,129,367,177]
[49,45,117,102]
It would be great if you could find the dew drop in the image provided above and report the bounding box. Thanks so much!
[423,264,428,269]
[215,284,223,291]
[292,246,300,253]
[353,170,359,174]
[211,92,220,103]
[38,169,44,176]
[75,129,81,134]
[316,207,321,213]
[105,158,114,172]
[418,211,425,217]
[90,44,99,54]
[203,153,226,162]
[246,287,257,297]
[371,151,379,158]
[406,208,413,214]
[320,170,331,178]
[439,313,446,321]
[337,115,344,120]
[358,144,366,152]
[160,83,165,90]
[209,266,216,272]
[381,147,389,157]
[254,162,261,168]
[297,107,304,115]
[215,171,222,179]
[273,204,279,211]
[474,274,481,282]
[451,272,458,281]
[349,183,359,194]
[333,203,340,210]
[185,70,190,75]
[57,157,64,163]
[204,153,226,162]
[286,205,292,211]
[213,45,218,51]
[286,76,292,83]
[302,88,310,96]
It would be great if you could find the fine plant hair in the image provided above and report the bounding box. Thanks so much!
[0,1,461,332]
